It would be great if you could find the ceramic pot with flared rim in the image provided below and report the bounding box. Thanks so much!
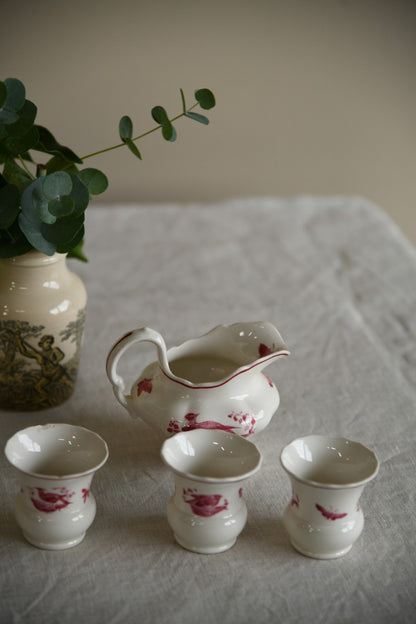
[0,251,87,411]
[161,429,262,554]
[4,423,109,550]
[280,435,379,559]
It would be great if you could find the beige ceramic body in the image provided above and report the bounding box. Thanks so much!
[106,322,289,438]
[0,251,87,410]
[281,435,379,559]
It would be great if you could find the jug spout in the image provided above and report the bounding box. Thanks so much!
[164,321,289,385]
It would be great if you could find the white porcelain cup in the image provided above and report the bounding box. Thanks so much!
[161,429,262,554]
[5,423,109,550]
[280,435,379,559]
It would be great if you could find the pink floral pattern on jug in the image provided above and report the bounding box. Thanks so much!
[183,488,229,517]
[167,411,256,436]
[137,378,153,396]
[258,343,275,357]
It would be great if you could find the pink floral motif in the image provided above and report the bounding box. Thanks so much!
[183,488,228,517]
[167,411,257,436]
[262,373,274,388]
[29,486,75,513]
[290,491,300,507]
[182,412,236,432]
[167,412,242,435]
[82,488,90,503]
[167,419,181,434]
[315,503,348,521]
[227,411,256,436]
[259,343,275,358]
[137,377,152,396]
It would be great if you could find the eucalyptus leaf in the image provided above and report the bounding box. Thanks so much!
[2,158,33,192]
[4,100,37,138]
[77,168,109,194]
[180,88,186,113]
[35,126,83,163]
[151,106,176,142]
[0,82,6,108]
[21,178,42,214]
[18,209,57,256]
[31,182,56,224]
[0,183,20,228]
[2,126,39,157]
[151,106,168,126]
[56,223,85,254]
[0,221,32,257]
[45,155,79,175]
[42,171,73,200]
[195,88,216,110]
[4,78,26,113]
[37,202,57,224]
[48,195,75,218]
[68,239,88,262]
[125,137,142,158]
[0,109,18,125]
[41,214,84,245]
[164,124,177,142]
[119,115,133,141]
[185,111,209,125]
[68,173,90,215]
[0,78,26,124]
[21,177,54,225]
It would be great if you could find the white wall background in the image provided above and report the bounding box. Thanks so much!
[1,0,415,243]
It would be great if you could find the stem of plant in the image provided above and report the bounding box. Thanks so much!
[80,102,199,161]
[18,155,35,179]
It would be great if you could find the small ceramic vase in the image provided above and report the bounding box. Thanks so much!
[5,423,108,550]
[280,435,379,559]
[0,251,87,411]
[161,429,262,554]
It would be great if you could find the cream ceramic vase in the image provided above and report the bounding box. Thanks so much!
[0,251,87,411]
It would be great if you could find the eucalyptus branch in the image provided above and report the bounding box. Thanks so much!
[0,79,215,260]
[80,102,200,161]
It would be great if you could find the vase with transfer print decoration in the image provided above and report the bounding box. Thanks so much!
[0,250,86,410]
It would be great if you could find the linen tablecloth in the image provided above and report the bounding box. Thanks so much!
[1,197,415,623]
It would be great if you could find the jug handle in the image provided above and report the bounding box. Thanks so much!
[106,327,169,408]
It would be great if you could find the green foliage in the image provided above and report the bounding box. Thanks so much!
[0,78,216,260]
[151,106,177,142]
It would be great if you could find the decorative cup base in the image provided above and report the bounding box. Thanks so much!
[23,531,86,551]
[174,534,236,554]
[289,538,352,560]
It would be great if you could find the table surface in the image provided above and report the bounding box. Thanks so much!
[1,197,415,624]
